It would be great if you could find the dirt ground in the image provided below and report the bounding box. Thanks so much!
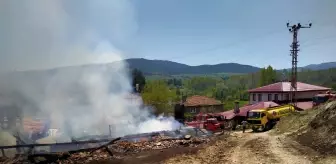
[164,130,336,164]
[92,129,336,164]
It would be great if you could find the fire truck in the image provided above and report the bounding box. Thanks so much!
[174,104,226,132]
[185,113,222,132]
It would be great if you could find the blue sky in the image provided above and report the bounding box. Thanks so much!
[1,0,335,71]
[121,0,336,69]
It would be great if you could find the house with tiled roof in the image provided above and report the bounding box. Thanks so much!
[183,95,223,115]
[248,81,330,104]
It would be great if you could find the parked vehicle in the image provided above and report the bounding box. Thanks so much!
[185,117,222,132]
[312,91,336,107]
[247,104,295,132]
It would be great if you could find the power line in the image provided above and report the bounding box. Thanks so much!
[166,29,286,61]
[286,22,312,108]
[162,24,336,62]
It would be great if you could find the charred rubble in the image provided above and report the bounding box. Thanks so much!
[0,127,217,164]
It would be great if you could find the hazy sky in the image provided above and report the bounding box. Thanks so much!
[1,0,336,71]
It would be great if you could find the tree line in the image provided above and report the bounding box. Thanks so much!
[131,67,336,114]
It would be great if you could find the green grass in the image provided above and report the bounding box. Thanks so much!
[224,100,249,111]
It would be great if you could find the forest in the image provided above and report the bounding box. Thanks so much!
[131,67,336,114]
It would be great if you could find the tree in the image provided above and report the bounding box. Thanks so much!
[259,65,277,86]
[141,80,178,115]
[132,69,146,93]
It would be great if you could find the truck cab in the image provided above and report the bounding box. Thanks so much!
[247,105,294,132]
[185,117,221,132]
[204,118,221,131]
[313,93,336,106]
[247,109,268,131]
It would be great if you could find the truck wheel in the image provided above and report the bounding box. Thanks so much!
[252,126,258,132]
[264,122,272,131]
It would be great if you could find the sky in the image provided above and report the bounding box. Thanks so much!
[0,0,336,71]
[128,0,336,69]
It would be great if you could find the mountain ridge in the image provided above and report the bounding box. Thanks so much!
[124,58,260,75]
[2,58,335,75]
[124,58,336,75]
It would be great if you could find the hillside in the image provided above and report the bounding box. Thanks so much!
[303,62,336,70]
[125,58,260,75]
[274,101,336,162]
[125,59,336,76]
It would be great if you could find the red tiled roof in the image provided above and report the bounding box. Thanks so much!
[217,110,236,120]
[296,101,313,110]
[184,95,222,107]
[216,101,279,119]
[22,118,45,133]
[236,101,279,117]
[248,82,330,93]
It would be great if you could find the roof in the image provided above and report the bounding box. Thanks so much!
[236,101,279,117]
[295,101,313,110]
[216,101,279,119]
[216,110,236,119]
[22,118,48,133]
[184,95,222,107]
[248,82,330,93]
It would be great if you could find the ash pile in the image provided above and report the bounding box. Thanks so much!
[0,127,216,164]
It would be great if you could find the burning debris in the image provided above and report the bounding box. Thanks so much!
[56,136,210,164]
[0,128,216,164]
[111,136,210,154]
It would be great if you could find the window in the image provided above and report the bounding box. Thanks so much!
[285,94,289,100]
[252,94,256,101]
[258,94,262,101]
[274,94,279,101]
[190,108,197,113]
[268,94,272,101]
[248,112,260,119]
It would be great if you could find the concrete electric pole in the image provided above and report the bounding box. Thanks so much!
[286,22,312,107]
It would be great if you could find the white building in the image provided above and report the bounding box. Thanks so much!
[248,82,330,104]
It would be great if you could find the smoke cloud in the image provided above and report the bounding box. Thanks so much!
[0,0,136,71]
[0,0,181,140]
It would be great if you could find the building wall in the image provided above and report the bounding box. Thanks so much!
[249,93,286,104]
[295,91,326,99]
[185,105,223,115]
[249,91,326,104]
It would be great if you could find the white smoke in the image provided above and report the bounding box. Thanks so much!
[0,0,181,140]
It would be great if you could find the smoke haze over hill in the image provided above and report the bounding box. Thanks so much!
[0,0,180,140]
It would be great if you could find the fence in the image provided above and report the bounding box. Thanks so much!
[0,138,113,157]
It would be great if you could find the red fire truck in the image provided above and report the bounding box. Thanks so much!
[185,113,222,132]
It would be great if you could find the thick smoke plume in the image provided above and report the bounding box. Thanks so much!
[0,0,181,140]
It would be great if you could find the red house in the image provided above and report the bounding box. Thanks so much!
[183,95,223,115]
[248,81,330,104]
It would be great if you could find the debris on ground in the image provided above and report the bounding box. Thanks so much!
[111,136,209,154]
[0,133,211,164]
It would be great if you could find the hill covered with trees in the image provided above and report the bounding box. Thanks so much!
[125,58,260,75]
[135,67,336,113]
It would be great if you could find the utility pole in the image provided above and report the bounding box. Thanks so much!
[286,22,312,107]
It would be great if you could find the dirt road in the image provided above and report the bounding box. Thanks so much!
[165,130,314,164]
